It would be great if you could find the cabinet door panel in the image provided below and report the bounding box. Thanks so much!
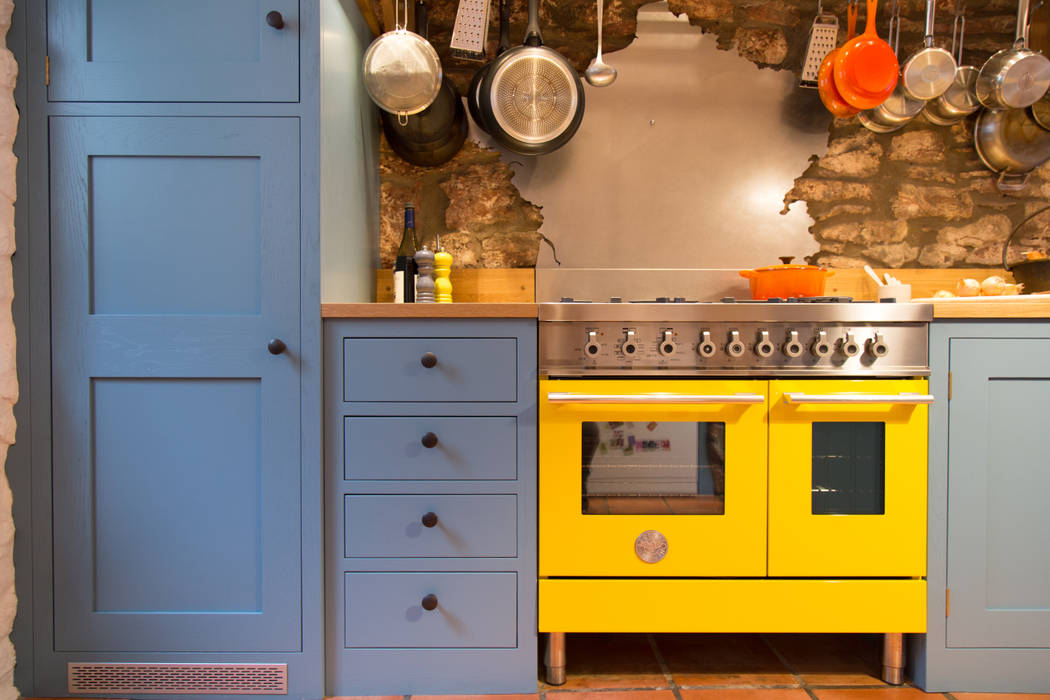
[47,0,299,102]
[947,337,1050,648]
[50,116,301,652]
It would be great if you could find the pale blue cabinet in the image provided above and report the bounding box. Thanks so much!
[913,321,1050,692]
[324,318,538,695]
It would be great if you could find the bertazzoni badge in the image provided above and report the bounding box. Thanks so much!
[634,530,668,563]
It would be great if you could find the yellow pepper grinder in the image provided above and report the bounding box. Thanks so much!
[434,236,453,303]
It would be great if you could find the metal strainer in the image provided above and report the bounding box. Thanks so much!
[489,47,580,144]
[362,0,443,123]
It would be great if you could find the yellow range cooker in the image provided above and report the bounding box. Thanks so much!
[537,297,933,686]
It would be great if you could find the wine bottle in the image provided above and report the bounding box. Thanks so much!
[393,204,417,303]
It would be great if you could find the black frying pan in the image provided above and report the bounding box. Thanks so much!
[477,0,585,155]
[468,0,511,133]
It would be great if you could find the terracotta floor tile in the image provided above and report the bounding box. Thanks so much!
[538,633,669,690]
[680,690,812,700]
[765,633,886,686]
[411,695,538,700]
[810,689,939,699]
[952,695,1050,699]
[327,696,403,700]
[654,633,798,687]
[545,691,676,700]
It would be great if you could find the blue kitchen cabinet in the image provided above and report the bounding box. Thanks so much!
[913,321,1050,692]
[47,1,300,102]
[324,318,538,695]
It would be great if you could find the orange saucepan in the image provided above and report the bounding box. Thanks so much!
[739,258,836,300]
[834,0,899,110]
[818,0,860,118]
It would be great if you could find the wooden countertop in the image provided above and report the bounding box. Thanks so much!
[322,303,539,318]
[925,297,1050,319]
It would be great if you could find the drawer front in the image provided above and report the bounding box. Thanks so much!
[344,416,517,480]
[345,572,517,648]
[343,337,517,403]
[345,495,517,558]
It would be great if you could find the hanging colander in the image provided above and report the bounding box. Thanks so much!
[362,0,443,123]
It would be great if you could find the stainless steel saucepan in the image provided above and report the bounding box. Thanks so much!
[860,1,923,133]
[923,6,979,126]
[974,105,1050,191]
[975,0,1050,110]
[901,0,956,101]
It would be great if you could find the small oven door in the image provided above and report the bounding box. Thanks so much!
[768,378,930,577]
[539,378,769,577]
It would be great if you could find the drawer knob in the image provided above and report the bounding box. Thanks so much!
[420,352,438,368]
[421,594,438,611]
[267,338,286,355]
[421,432,439,449]
[266,10,285,28]
[421,511,438,528]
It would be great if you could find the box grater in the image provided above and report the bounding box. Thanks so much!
[450,0,490,61]
[799,7,839,88]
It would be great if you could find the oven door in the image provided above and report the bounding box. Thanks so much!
[768,378,930,577]
[539,378,768,577]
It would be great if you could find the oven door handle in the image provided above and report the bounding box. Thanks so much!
[783,392,934,405]
[545,392,766,404]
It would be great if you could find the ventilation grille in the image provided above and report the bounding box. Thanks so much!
[68,663,288,695]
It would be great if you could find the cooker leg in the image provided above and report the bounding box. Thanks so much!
[881,632,904,685]
[545,632,566,685]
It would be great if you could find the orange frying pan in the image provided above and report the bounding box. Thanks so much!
[833,0,899,109]
[818,1,860,118]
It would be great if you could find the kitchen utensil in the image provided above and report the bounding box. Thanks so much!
[800,1,841,88]
[859,3,923,133]
[833,0,899,110]
[817,1,860,117]
[1002,204,1050,292]
[362,0,443,123]
[974,104,1050,191]
[450,0,490,60]
[467,0,510,132]
[477,0,585,155]
[923,8,980,126]
[864,265,884,286]
[382,1,468,166]
[738,256,836,300]
[901,0,956,100]
[975,0,1050,110]
[585,0,617,87]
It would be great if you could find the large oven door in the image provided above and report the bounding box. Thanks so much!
[539,379,769,577]
[768,378,930,577]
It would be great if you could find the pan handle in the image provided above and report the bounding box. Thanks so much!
[525,0,542,46]
[498,0,510,53]
[996,171,1030,194]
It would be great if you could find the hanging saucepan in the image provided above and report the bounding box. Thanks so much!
[382,1,468,166]
[467,0,511,133]
[974,105,1050,191]
[859,2,923,133]
[1030,91,1050,129]
[362,0,443,123]
[477,0,586,155]
[833,0,899,110]
[975,0,1050,110]
[923,7,980,126]
[817,0,860,118]
[1002,204,1050,293]
[900,0,956,101]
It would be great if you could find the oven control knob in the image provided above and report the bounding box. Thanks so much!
[811,330,833,358]
[783,330,804,358]
[726,330,746,358]
[659,330,677,356]
[754,330,775,358]
[620,329,638,357]
[697,330,717,358]
[584,330,601,357]
[842,331,861,357]
[868,332,890,358]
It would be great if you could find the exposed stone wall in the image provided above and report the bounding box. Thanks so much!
[376,0,1050,269]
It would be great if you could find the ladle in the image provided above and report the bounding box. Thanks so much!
[585,0,617,87]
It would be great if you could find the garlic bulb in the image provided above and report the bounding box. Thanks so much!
[933,290,956,298]
[956,278,981,297]
[980,275,1007,296]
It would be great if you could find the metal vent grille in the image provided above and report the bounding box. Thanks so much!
[68,663,288,695]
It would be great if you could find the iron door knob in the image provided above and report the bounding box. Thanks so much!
[268,338,286,355]
[421,352,438,368]
[266,10,285,28]
[421,594,438,610]
[421,512,438,528]
[421,432,439,448]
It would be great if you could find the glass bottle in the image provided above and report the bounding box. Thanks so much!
[393,204,417,303]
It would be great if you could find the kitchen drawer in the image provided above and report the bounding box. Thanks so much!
[343,337,517,402]
[344,416,517,480]
[344,572,517,648]
[345,495,517,558]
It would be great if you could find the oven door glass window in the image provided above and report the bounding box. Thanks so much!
[581,421,725,515]
[811,421,885,515]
